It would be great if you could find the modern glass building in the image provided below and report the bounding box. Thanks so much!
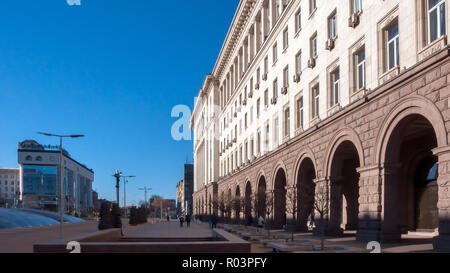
[17,140,94,214]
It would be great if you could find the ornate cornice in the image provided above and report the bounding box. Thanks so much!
[212,0,258,80]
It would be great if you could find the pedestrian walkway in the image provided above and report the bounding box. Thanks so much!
[125,220,214,238]
[0,221,99,253]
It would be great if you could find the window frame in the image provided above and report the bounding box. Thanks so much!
[427,0,446,44]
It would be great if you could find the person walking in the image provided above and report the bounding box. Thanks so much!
[211,213,217,229]
[186,214,191,228]
[179,215,184,227]
[258,215,265,228]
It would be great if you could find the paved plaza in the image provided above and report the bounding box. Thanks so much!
[0,221,99,253]
[125,220,214,239]
[0,218,439,253]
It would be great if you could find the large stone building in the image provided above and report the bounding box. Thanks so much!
[18,140,95,214]
[190,0,450,251]
[0,168,21,208]
[176,164,195,215]
[177,179,185,214]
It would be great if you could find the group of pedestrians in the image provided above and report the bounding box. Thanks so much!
[178,214,191,228]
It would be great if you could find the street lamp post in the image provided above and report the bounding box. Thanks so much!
[37,132,84,239]
[122,175,135,216]
[138,187,151,208]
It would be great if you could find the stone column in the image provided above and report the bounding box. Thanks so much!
[270,0,277,28]
[262,4,270,41]
[380,163,402,242]
[433,146,450,252]
[356,165,382,242]
[327,176,344,236]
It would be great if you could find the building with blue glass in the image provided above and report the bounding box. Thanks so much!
[17,140,94,214]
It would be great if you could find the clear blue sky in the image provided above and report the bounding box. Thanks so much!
[0,0,239,204]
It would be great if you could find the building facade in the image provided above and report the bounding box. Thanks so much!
[17,140,95,214]
[184,164,194,215]
[177,179,185,214]
[191,0,450,251]
[0,168,21,208]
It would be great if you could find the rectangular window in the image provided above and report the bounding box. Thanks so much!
[355,48,366,90]
[257,131,261,154]
[273,116,279,148]
[329,12,337,39]
[273,78,278,99]
[353,0,362,13]
[295,9,302,32]
[310,34,318,58]
[257,98,261,118]
[427,0,446,44]
[264,89,269,107]
[257,67,261,83]
[283,66,289,87]
[311,85,320,118]
[273,43,278,63]
[295,51,302,74]
[296,97,304,129]
[264,56,269,74]
[245,113,248,129]
[265,124,270,151]
[310,0,317,14]
[331,69,340,106]
[386,21,399,71]
[283,28,289,49]
[284,107,290,138]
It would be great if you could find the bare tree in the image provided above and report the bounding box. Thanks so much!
[224,194,232,223]
[265,191,274,238]
[237,196,245,226]
[314,184,329,251]
[232,196,241,223]
[251,194,260,231]
[218,195,225,219]
[285,186,298,241]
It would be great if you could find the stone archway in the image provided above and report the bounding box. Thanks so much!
[245,181,252,224]
[235,185,241,223]
[381,114,439,241]
[328,140,361,235]
[296,157,317,232]
[273,168,287,229]
[257,176,267,219]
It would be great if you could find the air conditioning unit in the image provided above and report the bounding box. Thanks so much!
[233,138,237,143]
[248,91,253,98]
[255,82,260,90]
[348,13,360,28]
[325,38,335,51]
[271,97,278,105]
[242,99,247,106]
[281,86,288,95]
[308,58,316,68]
[262,73,268,81]
[234,112,237,118]
[293,72,301,83]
